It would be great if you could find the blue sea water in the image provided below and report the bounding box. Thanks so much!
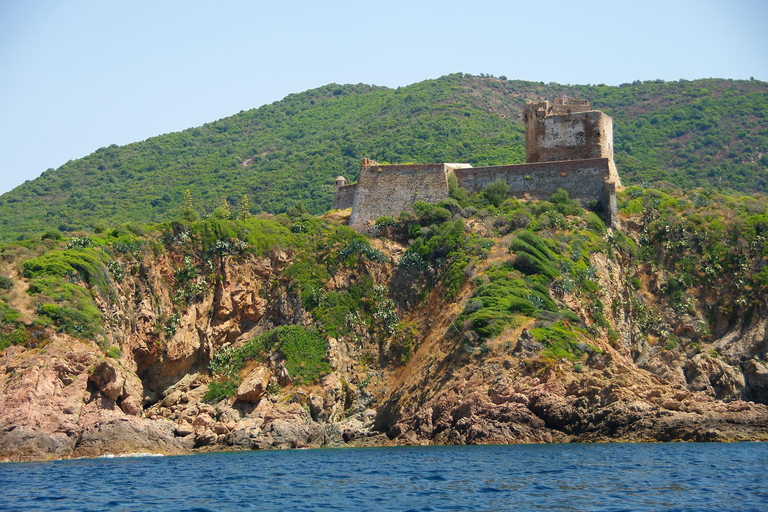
[1,443,767,511]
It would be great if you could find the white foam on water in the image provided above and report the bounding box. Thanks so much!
[94,452,165,459]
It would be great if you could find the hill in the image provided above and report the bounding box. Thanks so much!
[0,73,766,241]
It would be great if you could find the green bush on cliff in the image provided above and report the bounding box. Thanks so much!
[203,378,239,404]
[208,325,331,397]
[455,260,564,341]
[617,186,768,321]
[311,276,374,337]
[0,301,21,325]
[188,216,298,258]
[550,189,584,217]
[269,325,331,385]
[0,299,26,350]
[510,231,560,280]
[20,248,109,339]
[22,248,111,292]
[531,321,595,360]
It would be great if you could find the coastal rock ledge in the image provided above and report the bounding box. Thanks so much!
[2,333,767,462]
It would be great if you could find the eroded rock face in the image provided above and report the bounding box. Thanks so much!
[3,239,768,463]
[236,367,271,404]
[72,417,186,458]
[89,358,144,415]
[0,336,187,462]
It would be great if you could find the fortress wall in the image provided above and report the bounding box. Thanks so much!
[332,184,357,210]
[454,158,614,208]
[349,164,449,231]
[526,111,614,163]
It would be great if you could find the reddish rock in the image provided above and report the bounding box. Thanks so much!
[236,367,271,404]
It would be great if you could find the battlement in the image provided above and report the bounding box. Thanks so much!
[333,98,622,231]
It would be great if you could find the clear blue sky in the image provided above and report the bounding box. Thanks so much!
[1,0,766,195]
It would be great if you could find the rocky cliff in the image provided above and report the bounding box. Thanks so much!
[1,187,767,461]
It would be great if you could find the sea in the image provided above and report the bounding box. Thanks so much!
[1,442,767,511]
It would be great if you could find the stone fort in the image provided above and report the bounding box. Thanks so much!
[332,98,622,231]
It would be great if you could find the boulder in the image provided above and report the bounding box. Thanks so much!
[89,358,144,415]
[175,420,194,437]
[72,417,187,458]
[236,367,272,404]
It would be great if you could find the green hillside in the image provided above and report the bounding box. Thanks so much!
[1,73,766,241]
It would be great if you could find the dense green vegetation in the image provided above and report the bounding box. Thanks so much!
[616,185,768,335]
[424,187,606,358]
[0,171,765,390]
[205,325,332,402]
[0,213,305,351]
[1,74,766,242]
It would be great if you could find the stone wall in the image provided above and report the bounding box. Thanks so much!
[454,158,615,210]
[342,99,623,231]
[524,102,614,165]
[332,184,357,210]
[349,164,449,231]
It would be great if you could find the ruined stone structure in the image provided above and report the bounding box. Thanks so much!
[332,99,622,231]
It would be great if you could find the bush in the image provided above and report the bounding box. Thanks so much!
[41,229,62,241]
[482,180,510,208]
[208,325,331,386]
[550,189,583,216]
[448,172,470,206]
[0,326,27,350]
[531,321,594,360]
[203,378,239,403]
[413,201,452,224]
[585,213,606,233]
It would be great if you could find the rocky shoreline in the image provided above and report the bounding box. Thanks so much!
[2,336,767,463]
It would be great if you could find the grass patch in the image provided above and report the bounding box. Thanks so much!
[531,321,597,360]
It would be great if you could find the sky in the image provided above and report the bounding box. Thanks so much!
[1,0,766,195]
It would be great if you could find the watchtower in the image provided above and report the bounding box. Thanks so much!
[523,99,614,165]
[334,175,348,191]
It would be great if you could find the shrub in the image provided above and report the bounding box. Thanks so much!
[585,213,606,233]
[482,180,510,208]
[0,302,21,324]
[550,189,583,216]
[413,201,452,224]
[0,326,27,350]
[663,337,679,351]
[41,229,62,241]
[531,321,593,360]
[203,378,239,403]
[208,325,331,386]
[66,236,93,249]
[107,261,125,283]
[447,172,470,206]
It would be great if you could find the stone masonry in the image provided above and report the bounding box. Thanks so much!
[332,99,623,231]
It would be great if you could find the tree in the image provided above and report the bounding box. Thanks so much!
[181,189,198,222]
[239,195,250,221]
[182,189,193,211]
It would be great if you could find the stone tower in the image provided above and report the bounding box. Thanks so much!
[523,99,614,164]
